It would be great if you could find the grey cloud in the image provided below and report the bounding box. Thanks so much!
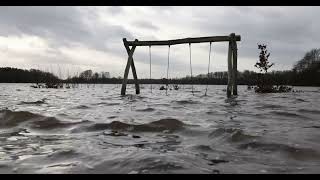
[0,6,133,52]
[3,46,78,66]
[1,6,320,77]
[0,7,88,42]
[192,6,320,69]
[107,6,123,15]
[133,20,159,30]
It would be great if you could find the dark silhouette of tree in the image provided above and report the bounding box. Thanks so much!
[0,67,59,83]
[292,48,320,86]
[293,48,320,72]
[253,44,291,93]
[255,44,274,73]
[79,70,93,80]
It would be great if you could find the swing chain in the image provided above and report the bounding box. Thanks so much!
[166,45,171,95]
[149,45,152,93]
[189,43,194,95]
[148,42,214,97]
[205,42,212,96]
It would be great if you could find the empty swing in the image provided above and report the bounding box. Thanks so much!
[159,45,170,94]
[189,43,194,95]
[150,42,212,96]
[166,45,171,95]
[149,46,152,93]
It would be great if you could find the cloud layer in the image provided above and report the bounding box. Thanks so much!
[0,6,319,78]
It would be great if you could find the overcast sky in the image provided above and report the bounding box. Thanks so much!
[0,6,319,79]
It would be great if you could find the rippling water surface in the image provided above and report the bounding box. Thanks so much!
[0,83,320,174]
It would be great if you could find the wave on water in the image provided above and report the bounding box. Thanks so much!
[73,105,90,109]
[303,125,320,129]
[224,98,239,106]
[107,116,118,119]
[256,104,283,109]
[238,141,320,161]
[71,118,185,133]
[270,111,309,119]
[192,145,216,152]
[121,94,146,101]
[297,109,320,115]
[209,127,258,143]
[135,107,155,112]
[18,98,47,105]
[0,109,85,130]
[0,128,29,137]
[172,100,200,105]
[92,102,121,106]
[47,149,80,160]
[295,98,308,102]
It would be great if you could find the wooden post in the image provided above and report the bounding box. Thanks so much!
[227,39,233,98]
[121,38,140,95]
[231,33,238,95]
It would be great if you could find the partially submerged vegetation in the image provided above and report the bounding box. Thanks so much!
[253,44,292,93]
[249,46,319,93]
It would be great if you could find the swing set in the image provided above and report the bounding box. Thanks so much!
[121,33,241,97]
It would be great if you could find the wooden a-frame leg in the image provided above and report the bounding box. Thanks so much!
[121,45,136,95]
[130,60,140,94]
[123,43,140,95]
[124,45,140,95]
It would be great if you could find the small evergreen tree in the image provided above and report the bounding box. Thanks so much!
[254,44,292,93]
[255,44,274,73]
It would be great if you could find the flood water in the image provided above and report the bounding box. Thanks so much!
[0,83,320,174]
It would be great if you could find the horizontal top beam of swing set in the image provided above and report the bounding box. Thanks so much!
[124,35,241,47]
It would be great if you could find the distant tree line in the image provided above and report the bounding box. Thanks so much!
[131,48,320,86]
[65,70,122,84]
[0,67,59,83]
[0,49,319,86]
[133,70,297,86]
[292,48,320,86]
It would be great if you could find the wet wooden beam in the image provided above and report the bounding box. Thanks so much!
[125,35,241,47]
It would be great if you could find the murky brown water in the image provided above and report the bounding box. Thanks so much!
[0,83,320,174]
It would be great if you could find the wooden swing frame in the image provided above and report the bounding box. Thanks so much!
[121,33,241,97]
